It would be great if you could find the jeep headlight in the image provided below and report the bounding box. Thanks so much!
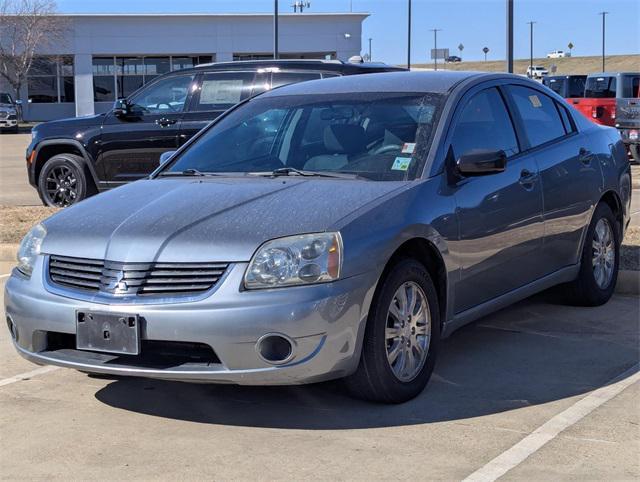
[17,224,46,277]
[244,232,342,289]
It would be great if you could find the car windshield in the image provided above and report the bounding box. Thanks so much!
[162,92,444,181]
[0,93,12,104]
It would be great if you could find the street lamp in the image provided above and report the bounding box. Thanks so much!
[430,28,442,71]
[407,0,412,69]
[599,11,608,71]
[273,0,279,59]
[527,21,536,77]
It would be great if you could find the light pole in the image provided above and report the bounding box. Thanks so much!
[407,0,412,69]
[599,11,608,71]
[506,0,514,73]
[368,37,372,61]
[430,28,442,71]
[527,21,536,77]
[273,0,279,59]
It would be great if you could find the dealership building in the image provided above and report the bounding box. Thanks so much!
[3,12,367,121]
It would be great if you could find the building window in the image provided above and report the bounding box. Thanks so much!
[27,56,74,103]
[92,55,213,102]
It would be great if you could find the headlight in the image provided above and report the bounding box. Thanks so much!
[17,224,46,277]
[244,232,342,289]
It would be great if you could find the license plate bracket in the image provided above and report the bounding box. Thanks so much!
[76,311,140,355]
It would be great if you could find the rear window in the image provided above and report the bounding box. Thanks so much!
[621,75,640,98]
[585,76,616,98]
[544,78,566,96]
[271,72,322,89]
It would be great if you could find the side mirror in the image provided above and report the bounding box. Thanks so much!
[14,99,22,105]
[159,150,176,165]
[112,98,129,117]
[457,149,507,176]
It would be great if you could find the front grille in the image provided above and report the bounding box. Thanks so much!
[48,255,229,297]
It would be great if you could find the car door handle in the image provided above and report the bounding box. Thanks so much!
[155,118,177,127]
[519,169,538,189]
[579,147,593,165]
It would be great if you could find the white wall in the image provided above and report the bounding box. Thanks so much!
[19,13,365,121]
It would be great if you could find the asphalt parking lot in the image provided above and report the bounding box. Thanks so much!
[0,132,639,479]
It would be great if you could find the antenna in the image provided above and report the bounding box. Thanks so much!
[292,1,311,12]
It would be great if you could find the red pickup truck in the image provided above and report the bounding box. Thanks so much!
[571,72,640,161]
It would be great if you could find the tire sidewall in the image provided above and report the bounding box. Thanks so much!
[38,155,87,207]
[364,259,441,402]
[580,203,620,303]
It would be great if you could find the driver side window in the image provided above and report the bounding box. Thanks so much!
[128,74,195,115]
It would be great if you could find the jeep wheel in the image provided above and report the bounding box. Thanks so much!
[38,154,91,207]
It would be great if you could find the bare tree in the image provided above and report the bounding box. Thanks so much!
[0,0,68,102]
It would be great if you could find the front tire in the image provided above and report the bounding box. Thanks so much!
[38,154,92,207]
[565,202,620,306]
[345,259,440,404]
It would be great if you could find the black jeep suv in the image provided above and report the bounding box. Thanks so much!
[27,59,404,207]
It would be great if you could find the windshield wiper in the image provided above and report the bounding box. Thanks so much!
[159,168,210,177]
[250,167,361,179]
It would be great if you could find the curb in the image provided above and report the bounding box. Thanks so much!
[0,241,636,295]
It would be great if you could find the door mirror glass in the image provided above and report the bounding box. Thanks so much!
[113,98,129,117]
[159,150,176,165]
[457,149,506,176]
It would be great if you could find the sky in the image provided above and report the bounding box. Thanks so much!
[56,0,639,64]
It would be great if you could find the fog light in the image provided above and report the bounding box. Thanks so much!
[6,316,18,342]
[256,333,294,364]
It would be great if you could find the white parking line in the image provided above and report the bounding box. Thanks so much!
[0,366,60,388]
[463,364,640,482]
[0,273,10,279]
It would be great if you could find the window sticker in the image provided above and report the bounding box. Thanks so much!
[200,79,244,105]
[391,157,412,171]
[401,142,416,154]
[528,95,542,108]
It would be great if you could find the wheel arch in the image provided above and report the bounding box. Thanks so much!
[379,237,448,331]
[34,140,99,190]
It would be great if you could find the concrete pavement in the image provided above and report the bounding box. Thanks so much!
[0,133,41,206]
[0,266,638,479]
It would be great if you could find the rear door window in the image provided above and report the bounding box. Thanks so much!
[507,85,567,148]
[189,72,256,112]
[568,77,586,97]
[585,76,617,98]
[450,87,520,159]
[271,71,322,89]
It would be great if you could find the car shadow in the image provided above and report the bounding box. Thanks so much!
[94,293,639,430]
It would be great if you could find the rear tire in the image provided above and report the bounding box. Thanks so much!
[345,259,440,404]
[38,154,93,207]
[565,203,620,306]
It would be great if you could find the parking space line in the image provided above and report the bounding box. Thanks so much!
[0,273,10,279]
[463,363,640,482]
[0,366,60,388]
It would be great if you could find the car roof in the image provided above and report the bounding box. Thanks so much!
[587,72,640,78]
[545,74,586,80]
[170,59,406,75]
[259,70,504,98]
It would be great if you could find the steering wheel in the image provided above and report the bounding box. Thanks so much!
[373,144,403,155]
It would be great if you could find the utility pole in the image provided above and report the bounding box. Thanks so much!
[430,28,442,71]
[368,37,372,61]
[527,21,536,76]
[506,0,514,73]
[407,0,412,69]
[273,0,279,59]
[599,11,608,71]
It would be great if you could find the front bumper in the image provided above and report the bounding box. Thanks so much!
[5,257,376,385]
[0,118,17,128]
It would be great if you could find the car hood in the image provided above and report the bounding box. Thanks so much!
[33,114,105,139]
[0,103,15,110]
[41,177,406,263]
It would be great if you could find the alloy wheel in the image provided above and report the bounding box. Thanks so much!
[592,218,615,289]
[385,281,431,382]
[45,165,78,207]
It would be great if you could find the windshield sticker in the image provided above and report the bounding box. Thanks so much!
[401,143,416,154]
[392,157,412,171]
[529,95,542,108]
